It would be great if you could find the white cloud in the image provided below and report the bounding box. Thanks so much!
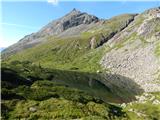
[47,0,58,5]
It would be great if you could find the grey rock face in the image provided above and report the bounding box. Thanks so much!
[90,37,96,49]
[101,42,160,92]
[61,11,99,30]
[39,8,99,36]
[101,7,160,92]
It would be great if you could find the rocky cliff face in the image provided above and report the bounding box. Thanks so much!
[38,8,99,36]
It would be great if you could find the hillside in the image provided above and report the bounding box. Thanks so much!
[1,7,160,120]
[101,7,160,92]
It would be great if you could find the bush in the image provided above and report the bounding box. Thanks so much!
[10,60,21,65]
[1,103,10,119]
[14,85,59,101]
[1,67,32,88]
[1,88,24,100]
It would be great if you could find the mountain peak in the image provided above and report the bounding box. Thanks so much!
[39,8,99,36]
[66,8,81,16]
[72,8,79,12]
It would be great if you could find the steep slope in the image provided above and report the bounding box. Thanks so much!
[101,7,160,92]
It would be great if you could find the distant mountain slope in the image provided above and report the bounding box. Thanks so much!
[2,9,99,57]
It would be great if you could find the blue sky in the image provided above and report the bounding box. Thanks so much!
[1,0,160,48]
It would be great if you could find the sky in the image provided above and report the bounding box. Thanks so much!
[0,0,160,48]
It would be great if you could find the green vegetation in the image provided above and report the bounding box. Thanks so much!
[7,98,125,120]
[2,61,134,103]
[155,41,160,57]
[125,102,160,120]
[1,65,126,119]
[124,92,160,120]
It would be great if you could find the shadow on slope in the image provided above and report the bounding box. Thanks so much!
[1,64,144,103]
[41,68,144,103]
[1,68,32,89]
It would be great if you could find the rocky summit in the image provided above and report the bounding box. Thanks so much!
[1,7,160,120]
